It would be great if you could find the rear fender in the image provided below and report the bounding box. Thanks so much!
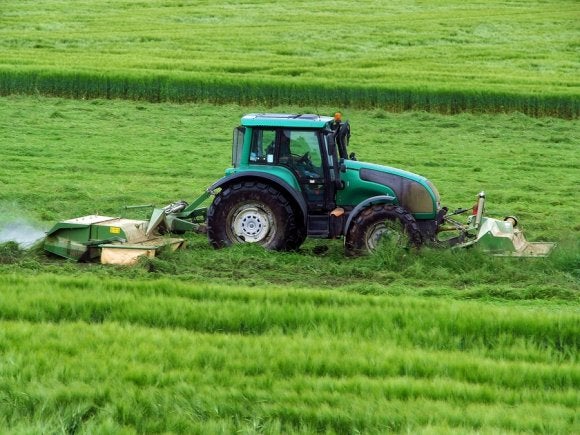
[208,172,308,227]
[344,195,396,235]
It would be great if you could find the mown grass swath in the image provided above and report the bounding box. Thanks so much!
[0,0,578,117]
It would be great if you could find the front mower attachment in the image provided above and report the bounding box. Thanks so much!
[44,215,185,265]
[444,192,556,257]
[468,216,555,256]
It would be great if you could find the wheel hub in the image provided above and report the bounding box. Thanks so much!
[366,222,401,251]
[231,205,271,243]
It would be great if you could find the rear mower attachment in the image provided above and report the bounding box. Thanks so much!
[44,194,210,265]
[44,215,185,265]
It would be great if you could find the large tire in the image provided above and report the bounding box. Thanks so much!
[345,205,422,256]
[207,181,302,251]
[285,226,307,251]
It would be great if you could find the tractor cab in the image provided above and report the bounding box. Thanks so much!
[232,114,341,215]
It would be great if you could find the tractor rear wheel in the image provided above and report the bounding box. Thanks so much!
[207,181,302,250]
[345,205,422,256]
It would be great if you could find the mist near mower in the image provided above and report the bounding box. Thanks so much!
[0,219,46,249]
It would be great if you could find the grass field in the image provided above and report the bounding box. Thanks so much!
[1,275,578,433]
[1,0,579,116]
[0,95,578,432]
[1,1,579,432]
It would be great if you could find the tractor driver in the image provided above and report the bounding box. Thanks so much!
[330,112,342,131]
[330,112,352,160]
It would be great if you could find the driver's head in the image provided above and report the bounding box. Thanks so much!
[333,112,342,122]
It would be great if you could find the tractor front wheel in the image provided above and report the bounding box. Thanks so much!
[207,181,301,251]
[345,205,422,256]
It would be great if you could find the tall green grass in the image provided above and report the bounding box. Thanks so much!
[1,68,577,118]
[0,0,578,117]
[1,273,577,357]
[0,275,578,433]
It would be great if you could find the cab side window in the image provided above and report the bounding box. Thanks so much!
[286,130,323,178]
[249,128,276,164]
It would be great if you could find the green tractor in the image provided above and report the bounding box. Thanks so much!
[205,113,432,254]
[45,113,554,264]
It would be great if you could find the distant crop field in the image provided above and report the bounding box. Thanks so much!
[1,0,579,116]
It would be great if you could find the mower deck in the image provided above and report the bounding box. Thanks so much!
[44,215,185,265]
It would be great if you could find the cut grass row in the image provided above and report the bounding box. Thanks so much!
[0,275,578,433]
[1,0,578,117]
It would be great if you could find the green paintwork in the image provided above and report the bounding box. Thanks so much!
[241,114,333,129]
[335,165,397,204]
[44,216,128,260]
[227,165,302,192]
[337,160,439,219]
[177,191,211,217]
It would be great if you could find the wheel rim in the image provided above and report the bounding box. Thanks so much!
[365,221,402,252]
[229,203,274,243]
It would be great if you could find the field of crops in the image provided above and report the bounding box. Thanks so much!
[1,0,579,432]
[1,0,579,116]
[0,96,578,432]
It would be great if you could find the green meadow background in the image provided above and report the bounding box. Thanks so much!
[0,0,579,433]
[1,0,579,116]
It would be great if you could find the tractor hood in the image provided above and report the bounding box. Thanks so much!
[337,159,441,219]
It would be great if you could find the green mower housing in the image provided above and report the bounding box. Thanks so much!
[44,215,184,265]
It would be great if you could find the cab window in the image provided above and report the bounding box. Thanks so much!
[280,130,323,178]
[249,128,276,164]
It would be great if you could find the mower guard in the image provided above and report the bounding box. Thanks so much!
[459,216,556,256]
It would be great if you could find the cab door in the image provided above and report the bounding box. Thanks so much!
[279,129,329,211]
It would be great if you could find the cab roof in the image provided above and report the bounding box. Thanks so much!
[241,113,334,129]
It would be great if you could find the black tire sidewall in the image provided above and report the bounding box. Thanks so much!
[345,205,422,255]
[207,181,298,250]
